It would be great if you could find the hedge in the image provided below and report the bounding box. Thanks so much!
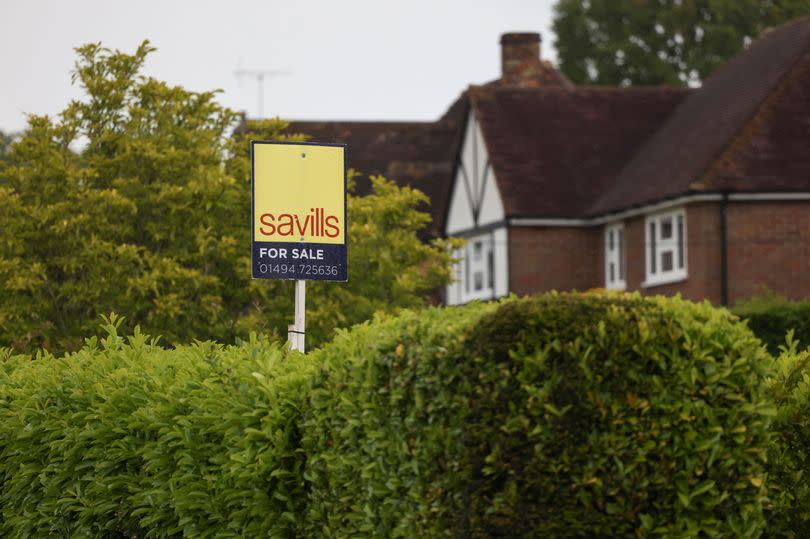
[733,293,810,355]
[304,292,775,537]
[301,301,498,537]
[767,344,810,536]
[0,317,318,538]
[0,293,778,537]
[464,294,773,537]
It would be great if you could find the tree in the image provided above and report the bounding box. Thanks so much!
[553,0,810,86]
[0,131,13,174]
[0,130,13,158]
[0,42,458,353]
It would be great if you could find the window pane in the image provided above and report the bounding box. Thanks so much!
[662,251,674,272]
[608,229,614,251]
[473,241,483,261]
[649,222,656,274]
[609,262,615,283]
[618,229,625,280]
[677,214,684,269]
[661,218,673,239]
[474,272,483,291]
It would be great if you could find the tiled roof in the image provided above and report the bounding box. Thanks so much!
[591,16,810,215]
[469,85,690,218]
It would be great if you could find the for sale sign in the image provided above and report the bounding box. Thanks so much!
[251,141,347,281]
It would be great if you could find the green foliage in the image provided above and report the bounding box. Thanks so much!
[0,130,13,166]
[553,0,810,85]
[304,292,775,537]
[766,343,810,536]
[733,292,810,355]
[0,318,318,537]
[0,42,456,353]
[302,301,500,537]
[0,293,777,537]
[461,293,774,537]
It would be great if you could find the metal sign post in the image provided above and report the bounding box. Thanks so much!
[288,280,306,352]
[250,141,348,354]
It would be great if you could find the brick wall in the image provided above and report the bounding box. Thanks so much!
[500,33,541,86]
[505,200,810,304]
[509,227,600,295]
[727,201,810,302]
[621,202,723,304]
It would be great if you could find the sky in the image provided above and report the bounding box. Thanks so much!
[0,0,558,134]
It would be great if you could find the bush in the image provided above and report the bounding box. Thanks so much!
[304,292,775,537]
[0,317,317,537]
[767,342,810,536]
[0,293,777,537]
[301,301,499,537]
[0,43,457,355]
[733,293,810,355]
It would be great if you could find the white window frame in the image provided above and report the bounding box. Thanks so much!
[447,232,498,304]
[644,208,687,286]
[604,223,626,290]
[467,237,493,298]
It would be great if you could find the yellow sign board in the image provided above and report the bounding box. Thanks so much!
[251,141,347,281]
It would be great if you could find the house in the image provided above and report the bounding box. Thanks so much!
[445,34,690,304]
[268,18,810,307]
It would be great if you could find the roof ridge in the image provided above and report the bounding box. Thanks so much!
[470,84,692,95]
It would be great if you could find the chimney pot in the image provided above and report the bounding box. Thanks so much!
[500,32,542,85]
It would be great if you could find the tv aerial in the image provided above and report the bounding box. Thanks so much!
[235,63,291,118]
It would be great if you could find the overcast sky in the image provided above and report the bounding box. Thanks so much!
[0,0,558,134]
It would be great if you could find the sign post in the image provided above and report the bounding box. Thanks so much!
[250,141,348,353]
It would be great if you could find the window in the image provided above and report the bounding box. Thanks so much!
[645,209,686,286]
[473,241,484,291]
[448,232,498,304]
[605,223,625,289]
[445,227,510,306]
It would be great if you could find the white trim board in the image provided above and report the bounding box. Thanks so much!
[727,193,810,201]
[505,192,810,229]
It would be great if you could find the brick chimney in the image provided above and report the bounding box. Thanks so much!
[500,32,543,86]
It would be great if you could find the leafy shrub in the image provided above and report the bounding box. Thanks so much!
[304,292,775,537]
[733,293,810,355]
[0,316,317,538]
[0,293,777,537]
[766,340,810,536]
[302,301,499,537]
[0,43,457,354]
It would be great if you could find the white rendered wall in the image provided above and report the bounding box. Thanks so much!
[445,111,509,305]
[446,111,504,235]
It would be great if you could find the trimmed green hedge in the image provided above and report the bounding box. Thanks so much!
[301,301,498,537]
[733,293,810,355]
[304,292,775,537]
[0,319,318,537]
[767,345,810,535]
[0,294,778,537]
